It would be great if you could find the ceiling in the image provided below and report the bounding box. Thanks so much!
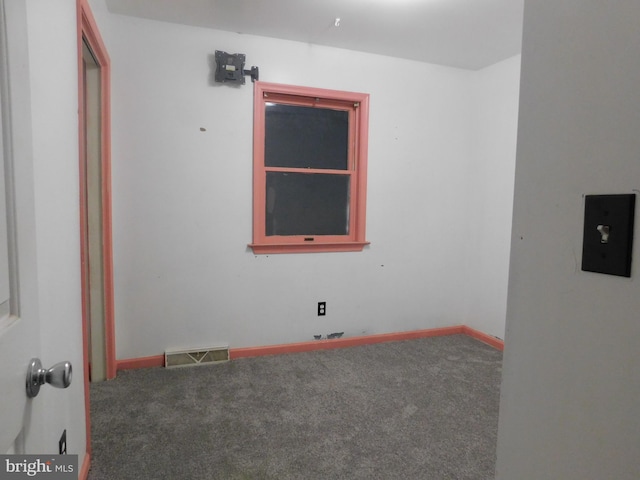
[105,0,524,70]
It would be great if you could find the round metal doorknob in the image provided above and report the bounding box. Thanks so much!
[26,358,73,398]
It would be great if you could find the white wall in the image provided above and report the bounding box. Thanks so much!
[465,55,520,339]
[496,2,640,479]
[89,4,519,360]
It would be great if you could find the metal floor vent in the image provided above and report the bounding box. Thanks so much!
[164,345,230,368]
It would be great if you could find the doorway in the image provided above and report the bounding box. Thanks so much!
[77,0,115,386]
[76,1,115,472]
[77,2,115,467]
[81,40,106,381]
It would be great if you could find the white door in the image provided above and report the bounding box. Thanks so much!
[0,0,46,454]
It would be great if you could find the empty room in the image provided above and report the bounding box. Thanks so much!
[1,0,639,479]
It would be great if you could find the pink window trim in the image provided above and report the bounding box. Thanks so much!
[250,81,370,254]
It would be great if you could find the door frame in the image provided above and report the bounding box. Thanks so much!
[76,0,115,464]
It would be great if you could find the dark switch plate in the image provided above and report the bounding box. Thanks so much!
[581,194,635,277]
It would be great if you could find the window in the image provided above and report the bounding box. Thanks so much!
[250,82,370,254]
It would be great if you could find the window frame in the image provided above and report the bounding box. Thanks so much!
[250,82,370,254]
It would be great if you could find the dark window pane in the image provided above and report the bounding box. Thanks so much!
[265,172,350,236]
[265,104,348,170]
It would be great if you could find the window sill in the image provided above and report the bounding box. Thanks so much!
[249,241,370,254]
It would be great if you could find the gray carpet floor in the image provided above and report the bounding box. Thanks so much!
[88,334,502,479]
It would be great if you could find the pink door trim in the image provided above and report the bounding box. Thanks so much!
[77,0,115,470]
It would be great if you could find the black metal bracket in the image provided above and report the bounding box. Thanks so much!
[214,50,259,85]
[243,66,259,83]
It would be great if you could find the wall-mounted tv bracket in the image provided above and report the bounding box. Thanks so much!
[214,50,259,85]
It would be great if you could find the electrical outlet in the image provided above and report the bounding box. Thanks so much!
[317,301,326,316]
[59,429,67,455]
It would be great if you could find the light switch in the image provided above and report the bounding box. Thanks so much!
[581,194,635,277]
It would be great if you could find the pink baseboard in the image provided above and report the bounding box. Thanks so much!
[230,326,465,359]
[117,354,165,370]
[462,325,505,351]
[79,453,91,480]
[115,325,504,372]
